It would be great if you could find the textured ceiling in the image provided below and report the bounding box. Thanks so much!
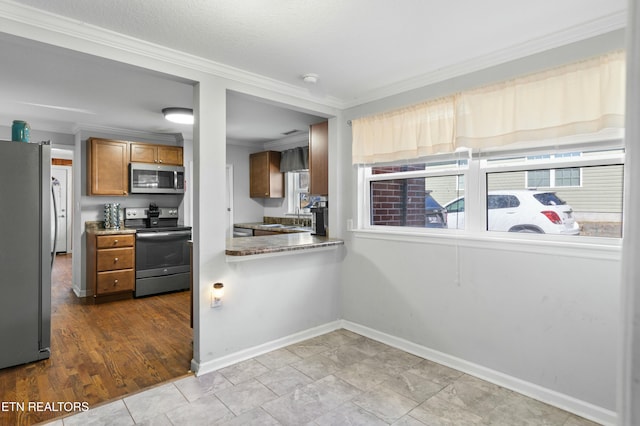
[0,0,628,143]
[11,0,626,102]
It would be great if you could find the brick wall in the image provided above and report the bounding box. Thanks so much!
[371,165,426,227]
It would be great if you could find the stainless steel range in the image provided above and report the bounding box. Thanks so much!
[124,206,191,297]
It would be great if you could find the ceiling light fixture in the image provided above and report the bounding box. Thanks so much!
[302,73,319,84]
[162,107,194,125]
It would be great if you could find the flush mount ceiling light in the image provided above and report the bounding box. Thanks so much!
[162,107,194,125]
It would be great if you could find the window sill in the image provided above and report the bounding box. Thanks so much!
[351,227,621,261]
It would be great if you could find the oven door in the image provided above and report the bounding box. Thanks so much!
[135,230,191,278]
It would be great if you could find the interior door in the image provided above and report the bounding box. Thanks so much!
[51,166,69,253]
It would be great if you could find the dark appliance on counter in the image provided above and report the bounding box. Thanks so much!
[0,140,55,369]
[129,162,185,194]
[124,206,191,297]
[311,201,328,236]
[147,202,161,227]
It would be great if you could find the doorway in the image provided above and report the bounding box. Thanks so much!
[51,165,71,253]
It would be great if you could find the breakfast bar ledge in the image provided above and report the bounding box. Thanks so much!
[225,233,344,262]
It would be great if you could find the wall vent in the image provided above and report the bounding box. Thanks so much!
[281,129,300,136]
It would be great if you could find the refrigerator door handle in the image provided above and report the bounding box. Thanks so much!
[51,179,58,268]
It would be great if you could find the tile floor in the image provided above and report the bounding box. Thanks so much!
[44,329,601,425]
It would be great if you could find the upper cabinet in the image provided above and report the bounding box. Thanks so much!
[130,143,183,165]
[309,121,328,196]
[88,138,184,196]
[250,150,284,198]
[88,138,129,196]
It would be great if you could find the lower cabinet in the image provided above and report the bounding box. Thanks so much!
[87,232,136,302]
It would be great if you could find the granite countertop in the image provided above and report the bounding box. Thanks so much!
[226,232,343,257]
[234,222,313,234]
[85,221,137,235]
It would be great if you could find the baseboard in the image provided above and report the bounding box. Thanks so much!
[341,320,617,426]
[191,320,343,376]
[72,284,87,298]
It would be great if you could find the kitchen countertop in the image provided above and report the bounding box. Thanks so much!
[85,221,343,258]
[226,232,343,257]
[85,221,137,235]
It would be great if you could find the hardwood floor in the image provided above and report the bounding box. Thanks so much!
[0,254,193,426]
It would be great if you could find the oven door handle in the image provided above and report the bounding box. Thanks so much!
[136,230,192,239]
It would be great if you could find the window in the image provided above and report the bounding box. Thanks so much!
[526,153,582,188]
[288,171,310,214]
[363,159,467,230]
[359,144,624,238]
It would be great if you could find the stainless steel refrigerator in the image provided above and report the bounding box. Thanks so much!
[0,140,52,369]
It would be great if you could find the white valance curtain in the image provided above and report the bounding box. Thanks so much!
[352,50,625,164]
[351,96,456,164]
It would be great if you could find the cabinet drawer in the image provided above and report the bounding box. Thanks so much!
[96,269,134,294]
[97,247,134,271]
[97,234,134,249]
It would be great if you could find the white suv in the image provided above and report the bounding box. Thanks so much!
[444,190,580,235]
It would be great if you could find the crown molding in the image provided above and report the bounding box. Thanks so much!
[73,124,181,144]
[0,1,627,112]
[341,11,627,109]
[0,0,344,110]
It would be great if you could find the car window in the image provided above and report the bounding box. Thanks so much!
[425,194,444,209]
[447,199,464,213]
[533,192,566,206]
[488,195,520,209]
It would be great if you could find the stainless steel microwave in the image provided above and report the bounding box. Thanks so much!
[130,163,185,194]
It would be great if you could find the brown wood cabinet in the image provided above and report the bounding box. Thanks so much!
[309,121,328,196]
[130,143,183,165]
[87,232,135,302]
[88,138,129,196]
[250,151,284,198]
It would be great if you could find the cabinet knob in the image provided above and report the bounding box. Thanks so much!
[114,239,118,244]
[265,192,269,196]
[114,279,119,285]
[114,257,119,262]
[159,160,163,163]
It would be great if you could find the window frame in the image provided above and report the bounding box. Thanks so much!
[525,153,583,188]
[359,154,469,234]
[356,139,625,241]
[286,171,312,215]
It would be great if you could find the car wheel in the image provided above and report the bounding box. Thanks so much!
[509,225,544,233]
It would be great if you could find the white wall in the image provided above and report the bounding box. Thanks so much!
[338,29,625,422]
[226,143,269,223]
[193,79,342,371]
[343,235,619,413]
[0,125,75,146]
[619,0,640,423]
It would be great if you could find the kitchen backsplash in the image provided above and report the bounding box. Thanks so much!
[263,216,311,227]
